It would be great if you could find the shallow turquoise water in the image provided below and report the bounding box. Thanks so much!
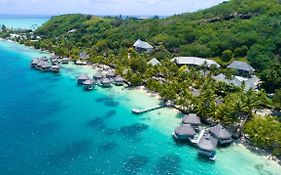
[0,40,281,175]
[0,15,49,29]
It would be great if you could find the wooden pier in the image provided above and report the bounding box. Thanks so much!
[132,104,167,115]
[190,128,207,144]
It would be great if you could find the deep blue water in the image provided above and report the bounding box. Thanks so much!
[0,40,281,175]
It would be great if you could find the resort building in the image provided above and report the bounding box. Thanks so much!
[173,124,197,140]
[61,57,70,64]
[50,65,60,73]
[77,74,90,85]
[106,70,116,78]
[227,61,255,77]
[83,79,95,91]
[133,39,154,53]
[80,52,90,60]
[209,124,232,145]
[93,72,104,81]
[172,57,221,68]
[197,133,217,160]
[148,58,161,66]
[114,75,125,86]
[212,73,261,91]
[100,77,113,87]
[182,114,201,127]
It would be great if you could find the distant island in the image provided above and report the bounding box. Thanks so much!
[1,0,280,163]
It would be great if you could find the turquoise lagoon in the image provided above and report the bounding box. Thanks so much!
[0,15,50,29]
[0,40,281,175]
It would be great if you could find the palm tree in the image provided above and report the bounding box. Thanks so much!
[195,80,217,119]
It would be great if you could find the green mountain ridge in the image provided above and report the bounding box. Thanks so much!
[35,0,281,92]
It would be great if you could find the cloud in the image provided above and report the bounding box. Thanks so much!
[0,0,226,16]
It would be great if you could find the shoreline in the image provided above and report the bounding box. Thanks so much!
[1,38,280,167]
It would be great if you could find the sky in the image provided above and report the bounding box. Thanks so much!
[0,0,226,16]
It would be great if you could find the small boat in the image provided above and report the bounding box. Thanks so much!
[83,79,95,91]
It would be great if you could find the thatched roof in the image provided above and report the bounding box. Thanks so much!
[209,124,232,140]
[83,79,95,85]
[114,75,125,82]
[101,78,112,84]
[93,72,104,79]
[198,133,218,151]
[174,124,196,137]
[106,70,116,77]
[182,114,201,125]
[78,74,90,80]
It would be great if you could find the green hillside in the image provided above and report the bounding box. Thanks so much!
[35,0,281,92]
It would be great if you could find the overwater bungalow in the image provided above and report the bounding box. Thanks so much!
[31,59,39,68]
[209,124,232,145]
[100,77,113,87]
[41,57,49,62]
[61,57,70,64]
[50,65,60,73]
[83,79,95,91]
[40,62,51,72]
[173,124,196,140]
[35,61,44,70]
[114,75,125,86]
[182,114,201,128]
[77,74,90,85]
[51,59,60,65]
[106,70,116,78]
[197,133,218,160]
[93,72,104,81]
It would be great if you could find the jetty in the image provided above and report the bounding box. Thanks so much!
[132,104,166,114]
[190,128,208,144]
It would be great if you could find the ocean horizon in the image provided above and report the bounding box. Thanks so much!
[0,15,281,175]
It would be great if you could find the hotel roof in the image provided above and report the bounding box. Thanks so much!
[198,133,218,151]
[148,58,160,66]
[209,124,232,140]
[173,57,221,68]
[133,39,153,49]
[227,61,255,72]
[174,124,196,137]
[182,114,201,125]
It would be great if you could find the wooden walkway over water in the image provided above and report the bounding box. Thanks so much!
[132,104,167,114]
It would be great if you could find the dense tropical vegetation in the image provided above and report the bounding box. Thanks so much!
[1,0,281,158]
